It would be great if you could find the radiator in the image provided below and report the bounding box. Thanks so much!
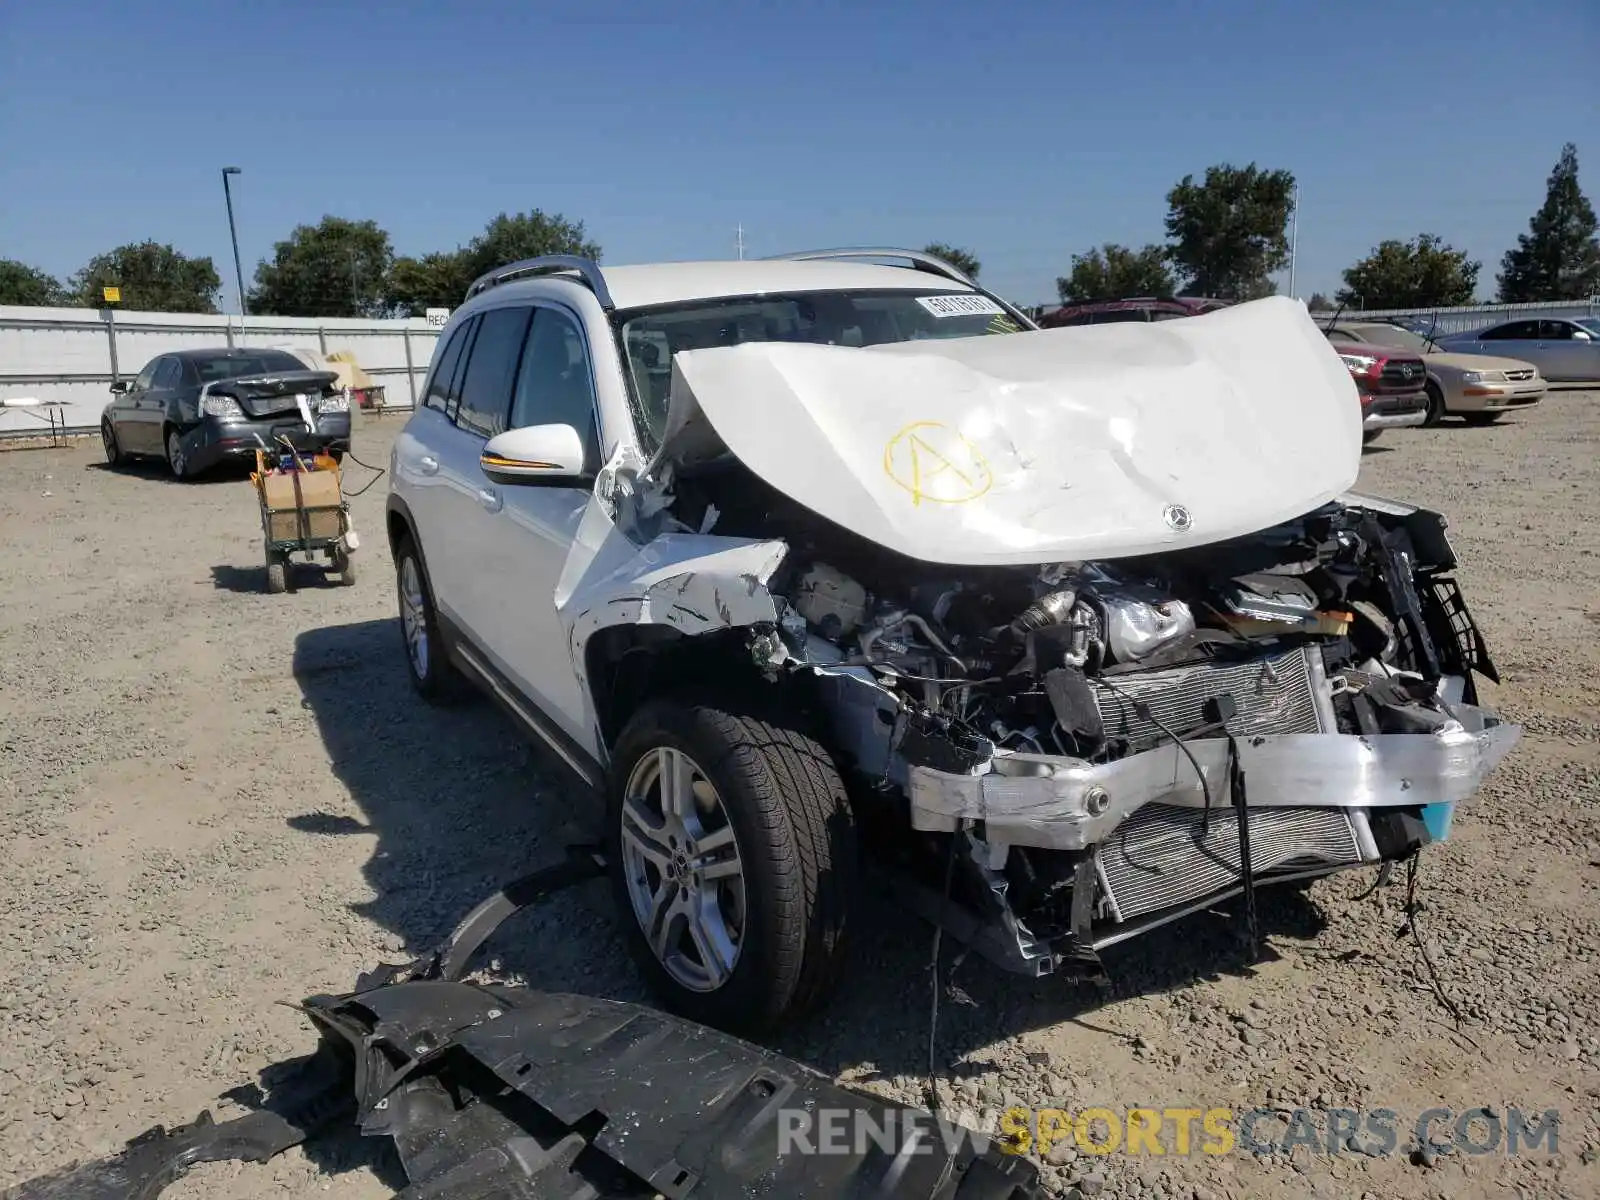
[1094,646,1324,748]
[1096,802,1362,923]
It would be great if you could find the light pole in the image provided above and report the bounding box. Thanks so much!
[1287,182,1300,300]
[221,167,247,317]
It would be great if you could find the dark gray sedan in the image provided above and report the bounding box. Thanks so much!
[101,347,351,479]
[1435,316,1600,382]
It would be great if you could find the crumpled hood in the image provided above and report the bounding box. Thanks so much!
[653,296,1363,566]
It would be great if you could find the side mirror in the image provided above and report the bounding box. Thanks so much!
[1572,330,1592,342]
[109,380,130,395]
[481,424,589,486]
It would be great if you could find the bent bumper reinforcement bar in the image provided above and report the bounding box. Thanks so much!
[906,706,1522,851]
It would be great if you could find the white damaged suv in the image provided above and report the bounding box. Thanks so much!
[387,249,1519,1034]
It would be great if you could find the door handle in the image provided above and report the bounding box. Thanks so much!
[418,455,439,475]
[477,487,503,513]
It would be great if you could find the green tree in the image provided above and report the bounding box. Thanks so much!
[923,243,981,280]
[1498,143,1600,302]
[68,242,220,312]
[249,217,395,318]
[1164,163,1296,299]
[1057,243,1174,302]
[386,210,602,317]
[1307,291,1334,312]
[1336,234,1480,309]
[460,210,601,283]
[0,259,65,306]
[388,252,472,316]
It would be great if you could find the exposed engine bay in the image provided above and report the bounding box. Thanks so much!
[644,462,1519,977]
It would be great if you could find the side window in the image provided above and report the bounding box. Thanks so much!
[132,359,162,392]
[509,308,599,462]
[455,306,533,439]
[1482,320,1538,340]
[152,359,182,389]
[423,320,473,413]
[1539,320,1575,340]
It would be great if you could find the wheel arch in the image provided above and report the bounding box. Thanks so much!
[584,625,782,751]
[386,494,417,558]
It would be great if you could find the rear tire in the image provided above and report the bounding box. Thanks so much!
[394,533,464,702]
[606,696,857,1035]
[265,560,288,595]
[1462,413,1501,426]
[1422,382,1446,427]
[165,427,193,480]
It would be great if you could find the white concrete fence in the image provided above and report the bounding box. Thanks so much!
[0,305,443,438]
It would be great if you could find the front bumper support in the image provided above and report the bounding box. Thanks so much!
[907,705,1521,851]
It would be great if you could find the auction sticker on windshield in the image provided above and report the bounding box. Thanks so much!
[916,294,1005,318]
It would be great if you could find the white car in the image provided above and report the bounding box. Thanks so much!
[387,250,1519,1033]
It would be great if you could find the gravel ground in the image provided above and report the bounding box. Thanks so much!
[0,396,1597,1200]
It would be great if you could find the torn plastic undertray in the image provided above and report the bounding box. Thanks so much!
[5,849,1039,1200]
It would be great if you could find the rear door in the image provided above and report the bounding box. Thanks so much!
[147,357,186,453]
[128,356,178,453]
[395,316,478,620]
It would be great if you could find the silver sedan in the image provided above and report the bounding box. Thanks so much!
[1436,316,1600,382]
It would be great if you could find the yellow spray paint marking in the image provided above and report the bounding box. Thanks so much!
[883,421,993,506]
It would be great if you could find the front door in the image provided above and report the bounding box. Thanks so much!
[422,304,534,658]
[470,304,603,752]
[1537,320,1588,382]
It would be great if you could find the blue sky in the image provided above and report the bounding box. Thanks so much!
[2,0,1595,310]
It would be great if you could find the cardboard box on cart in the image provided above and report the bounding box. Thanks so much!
[262,467,343,542]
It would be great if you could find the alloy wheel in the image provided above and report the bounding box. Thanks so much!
[399,556,430,679]
[166,430,187,477]
[619,747,746,993]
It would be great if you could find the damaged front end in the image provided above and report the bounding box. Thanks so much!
[567,299,1518,980]
[678,489,1518,979]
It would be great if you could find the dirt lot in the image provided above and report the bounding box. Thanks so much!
[1,396,1597,1200]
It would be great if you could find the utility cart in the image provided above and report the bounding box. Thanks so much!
[251,445,360,593]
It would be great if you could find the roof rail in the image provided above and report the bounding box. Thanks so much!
[465,255,614,309]
[764,247,977,289]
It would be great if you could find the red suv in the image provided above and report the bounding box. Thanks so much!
[1323,334,1428,444]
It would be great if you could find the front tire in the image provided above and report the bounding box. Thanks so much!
[606,697,857,1035]
[1423,382,1446,427]
[101,421,126,466]
[394,534,463,702]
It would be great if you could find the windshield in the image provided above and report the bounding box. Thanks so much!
[192,350,306,383]
[618,289,1023,441]
[1355,326,1432,353]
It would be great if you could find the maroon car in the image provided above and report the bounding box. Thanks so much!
[1324,335,1428,444]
